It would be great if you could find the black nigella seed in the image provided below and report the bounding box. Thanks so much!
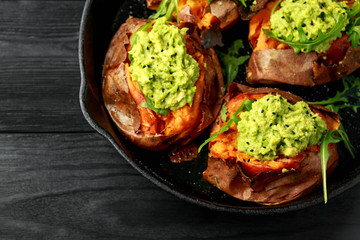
[250,149,254,152]
[247,159,250,162]
[292,131,295,134]
[151,57,154,59]
[266,98,269,101]
[161,88,164,92]
[306,111,309,114]
[270,123,273,127]
[313,117,317,119]
[263,146,266,148]
[161,49,164,52]
[170,81,173,84]
[261,109,264,113]
[246,142,250,145]
[272,112,275,115]
[143,66,146,69]
[281,16,285,19]
[147,47,149,50]
[149,41,152,44]
[285,124,289,127]
[243,159,246,162]
[302,23,306,27]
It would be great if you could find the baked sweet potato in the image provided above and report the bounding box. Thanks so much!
[203,83,340,205]
[246,0,360,86]
[102,17,225,150]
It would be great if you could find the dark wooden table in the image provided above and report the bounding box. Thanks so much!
[2,0,360,239]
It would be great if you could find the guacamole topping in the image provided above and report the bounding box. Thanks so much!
[270,0,349,53]
[237,94,328,160]
[129,17,200,115]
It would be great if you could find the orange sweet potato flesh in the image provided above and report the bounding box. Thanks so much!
[102,17,224,150]
[246,0,360,86]
[203,83,340,205]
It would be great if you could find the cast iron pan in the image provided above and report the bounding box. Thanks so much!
[79,0,360,214]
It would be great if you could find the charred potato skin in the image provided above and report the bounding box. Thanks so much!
[246,47,360,86]
[203,83,340,205]
[102,17,224,150]
[246,1,360,86]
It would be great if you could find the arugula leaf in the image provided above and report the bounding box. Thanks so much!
[149,0,171,19]
[309,76,360,113]
[220,103,228,122]
[235,0,247,7]
[347,17,360,48]
[347,0,360,19]
[311,76,359,203]
[263,0,345,54]
[320,130,342,203]
[216,39,250,87]
[198,99,253,153]
[140,96,170,116]
[149,0,179,22]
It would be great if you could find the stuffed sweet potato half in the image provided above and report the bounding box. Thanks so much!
[203,83,340,205]
[102,17,225,150]
[246,0,360,86]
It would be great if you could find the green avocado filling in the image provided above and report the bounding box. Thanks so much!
[129,17,200,115]
[237,94,328,161]
[270,0,349,53]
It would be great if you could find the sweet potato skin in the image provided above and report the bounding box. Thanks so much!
[246,0,360,86]
[102,17,224,150]
[203,83,340,205]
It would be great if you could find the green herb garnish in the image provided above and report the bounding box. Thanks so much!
[140,96,170,116]
[346,0,360,48]
[216,39,250,87]
[149,0,179,22]
[320,130,342,203]
[310,76,360,203]
[198,99,253,153]
[309,76,360,113]
[220,103,228,122]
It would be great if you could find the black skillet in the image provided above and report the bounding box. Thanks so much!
[79,0,360,214]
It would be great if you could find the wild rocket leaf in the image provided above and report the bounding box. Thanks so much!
[198,99,253,153]
[309,76,360,113]
[149,0,179,22]
[216,39,250,87]
[312,76,360,203]
[320,130,342,203]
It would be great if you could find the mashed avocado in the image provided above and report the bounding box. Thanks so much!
[237,94,328,160]
[270,0,349,53]
[129,17,200,114]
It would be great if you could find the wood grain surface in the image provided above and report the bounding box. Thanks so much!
[1,0,360,239]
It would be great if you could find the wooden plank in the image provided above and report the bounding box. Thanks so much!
[1,133,360,239]
[0,1,91,132]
